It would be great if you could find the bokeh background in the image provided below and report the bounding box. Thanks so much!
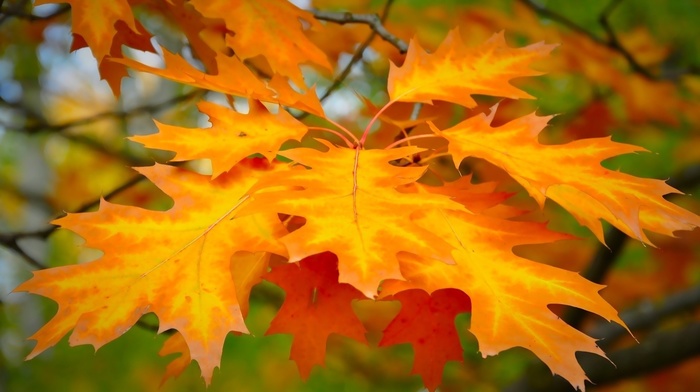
[1,0,699,391]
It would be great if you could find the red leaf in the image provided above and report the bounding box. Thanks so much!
[265,252,368,378]
[380,288,472,391]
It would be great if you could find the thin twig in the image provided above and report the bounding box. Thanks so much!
[1,90,203,166]
[0,236,46,269]
[0,2,69,25]
[317,0,397,103]
[518,0,686,80]
[8,89,202,134]
[518,0,604,44]
[598,0,655,79]
[0,173,146,269]
[297,1,398,122]
[312,9,408,53]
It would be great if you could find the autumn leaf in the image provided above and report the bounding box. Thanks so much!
[190,0,331,87]
[134,0,226,74]
[249,141,465,296]
[111,50,324,116]
[232,251,274,317]
[36,0,136,63]
[387,29,555,107]
[71,19,155,95]
[265,252,367,377]
[39,0,155,95]
[14,162,288,384]
[131,100,308,178]
[157,251,272,386]
[159,332,191,386]
[429,105,700,244]
[379,288,472,392]
[381,209,626,391]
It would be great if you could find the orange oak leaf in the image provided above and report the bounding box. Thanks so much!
[190,0,331,87]
[159,332,191,386]
[131,100,308,178]
[388,29,555,107]
[265,252,367,377]
[249,142,465,295]
[158,251,271,386]
[429,105,700,244]
[133,0,227,74]
[111,50,324,116]
[71,19,155,95]
[379,289,472,392]
[36,0,137,63]
[381,209,626,391]
[14,162,288,385]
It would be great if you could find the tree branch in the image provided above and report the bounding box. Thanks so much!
[507,322,700,392]
[504,162,700,391]
[591,284,700,344]
[317,0,397,103]
[312,9,408,53]
[597,0,655,79]
[1,90,203,167]
[297,1,398,122]
[0,173,146,269]
[0,2,69,25]
[563,163,700,328]
[6,89,202,135]
[517,0,696,80]
[504,284,700,392]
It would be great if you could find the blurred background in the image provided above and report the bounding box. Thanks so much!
[1,0,699,391]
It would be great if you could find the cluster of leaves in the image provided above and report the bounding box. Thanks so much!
[3,0,700,391]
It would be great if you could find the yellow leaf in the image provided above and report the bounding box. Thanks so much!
[382,209,627,391]
[14,163,287,384]
[36,0,136,62]
[190,0,332,87]
[248,142,465,295]
[429,106,700,244]
[112,50,324,116]
[132,100,308,178]
[388,29,555,107]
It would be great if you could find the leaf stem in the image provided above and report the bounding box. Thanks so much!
[360,86,424,146]
[315,115,360,146]
[360,98,397,146]
[308,126,354,148]
[385,134,442,149]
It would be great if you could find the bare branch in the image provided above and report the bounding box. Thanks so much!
[1,90,203,166]
[317,0,397,103]
[517,0,696,80]
[297,1,398,122]
[0,2,69,25]
[598,0,655,79]
[0,171,148,269]
[5,89,203,135]
[518,0,605,45]
[312,9,408,53]
[0,235,46,269]
[506,322,700,392]
[592,284,700,344]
